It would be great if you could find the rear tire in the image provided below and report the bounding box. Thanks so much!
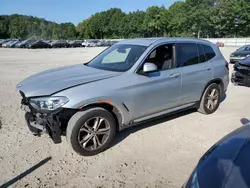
[198,83,221,115]
[66,107,116,156]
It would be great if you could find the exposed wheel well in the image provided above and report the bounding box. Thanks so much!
[80,103,121,131]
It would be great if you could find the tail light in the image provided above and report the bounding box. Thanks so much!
[225,61,229,71]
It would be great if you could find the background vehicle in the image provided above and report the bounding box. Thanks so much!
[50,40,69,48]
[184,121,250,188]
[28,40,51,49]
[0,39,10,47]
[17,38,229,156]
[231,56,250,87]
[15,40,31,48]
[2,39,19,48]
[230,45,250,63]
[69,40,83,48]
[82,40,100,47]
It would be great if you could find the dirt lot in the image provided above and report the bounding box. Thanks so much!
[0,47,249,188]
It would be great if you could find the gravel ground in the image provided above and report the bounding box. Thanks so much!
[0,47,249,188]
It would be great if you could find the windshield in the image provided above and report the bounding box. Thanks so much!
[87,44,147,72]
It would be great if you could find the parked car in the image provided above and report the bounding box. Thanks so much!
[2,40,19,48]
[69,40,83,48]
[22,40,37,48]
[0,39,10,47]
[106,40,118,47]
[17,38,229,156]
[231,56,250,87]
[15,39,33,48]
[230,45,250,63]
[50,40,69,48]
[28,40,51,49]
[82,40,99,47]
[13,40,24,48]
[183,121,250,188]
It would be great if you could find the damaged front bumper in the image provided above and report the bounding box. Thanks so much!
[231,63,250,87]
[24,109,63,144]
[20,92,76,144]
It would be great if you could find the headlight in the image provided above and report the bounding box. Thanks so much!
[29,96,69,111]
[230,54,234,57]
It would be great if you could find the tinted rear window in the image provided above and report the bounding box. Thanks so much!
[178,43,199,67]
[203,45,216,60]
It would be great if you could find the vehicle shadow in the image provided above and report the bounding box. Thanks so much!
[0,157,52,188]
[112,109,197,148]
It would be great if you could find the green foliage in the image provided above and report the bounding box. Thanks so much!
[0,14,76,39]
[0,16,9,38]
[1,0,250,39]
[122,11,146,38]
[143,6,166,37]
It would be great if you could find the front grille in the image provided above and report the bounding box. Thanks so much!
[237,69,250,76]
[239,63,250,68]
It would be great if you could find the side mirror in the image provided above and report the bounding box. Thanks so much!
[143,63,157,73]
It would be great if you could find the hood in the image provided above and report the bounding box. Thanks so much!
[196,124,250,188]
[233,50,250,57]
[17,64,121,97]
[239,56,250,67]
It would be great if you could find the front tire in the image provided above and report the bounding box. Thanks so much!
[198,83,221,115]
[66,107,116,156]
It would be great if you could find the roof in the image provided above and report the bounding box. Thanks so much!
[117,37,214,47]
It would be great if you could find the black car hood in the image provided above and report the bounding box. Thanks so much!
[196,125,250,188]
[17,64,121,97]
[233,51,250,56]
[239,56,250,67]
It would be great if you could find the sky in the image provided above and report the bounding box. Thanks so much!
[0,0,181,25]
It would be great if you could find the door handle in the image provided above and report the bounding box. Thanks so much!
[169,73,180,79]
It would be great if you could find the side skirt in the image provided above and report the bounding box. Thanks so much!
[119,102,196,131]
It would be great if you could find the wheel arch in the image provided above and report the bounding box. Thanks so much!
[200,78,224,101]
[78,102,124,131]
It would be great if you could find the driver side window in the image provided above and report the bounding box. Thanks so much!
[145,44,174,71]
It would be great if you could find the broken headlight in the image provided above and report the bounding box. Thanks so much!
[29,96,69,111]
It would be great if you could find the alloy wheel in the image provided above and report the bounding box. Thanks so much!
[206,88,219,110]
[78,117,110,150]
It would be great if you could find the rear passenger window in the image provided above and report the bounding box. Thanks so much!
[203,45,216,60]
[198,44,206,63]
[178,43,199,67]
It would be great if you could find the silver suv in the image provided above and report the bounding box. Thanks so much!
[17,38,229,156]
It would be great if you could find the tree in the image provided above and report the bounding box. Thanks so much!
[213,0,250,37]
[2,1,250,40]
[185,0,215,38]
[8,14,27,39]
[168,2,190,37]
[0,16,9,38]
[143,6,166,37]
[122,10,146,38]
[60,23,76,39]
